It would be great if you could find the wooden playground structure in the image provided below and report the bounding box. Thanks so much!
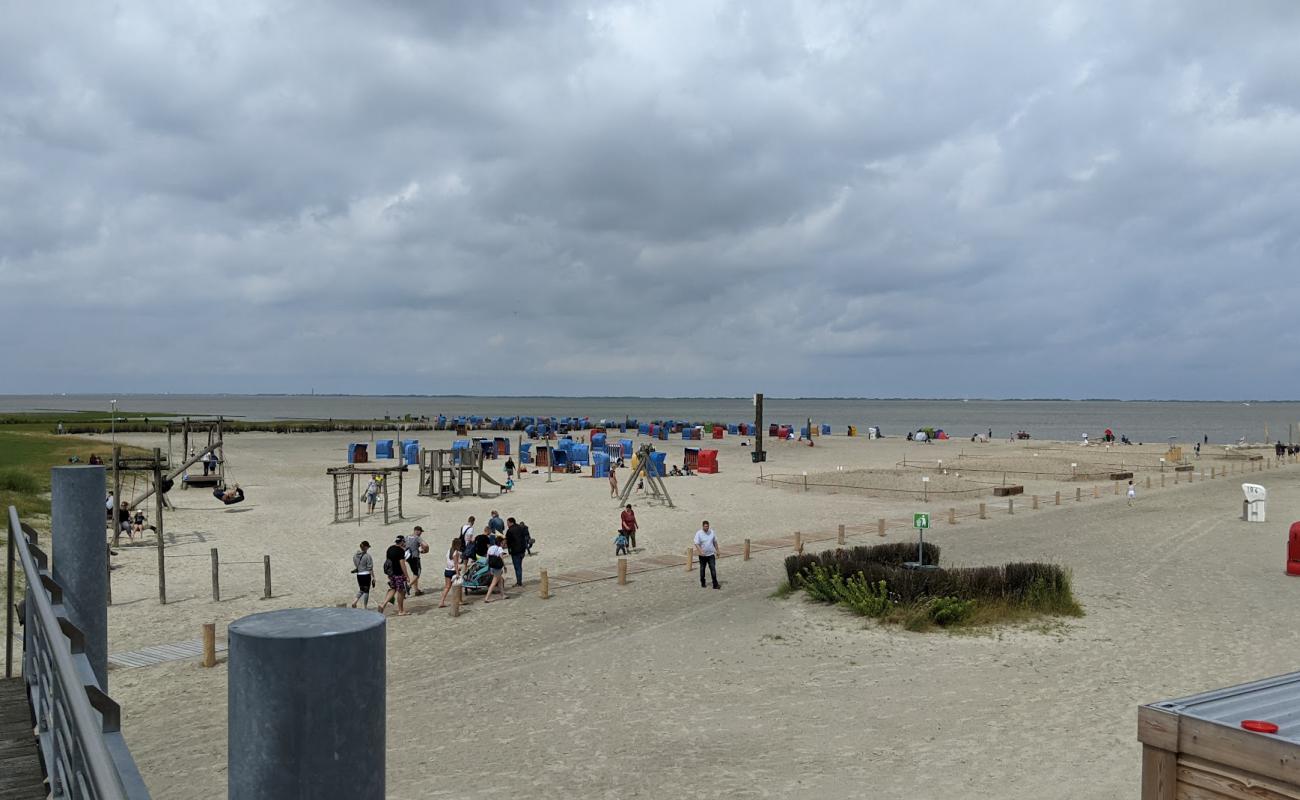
[165,418,228,491]
[617,444,674,507]
[328,464,405,524]
[417,447,507,500]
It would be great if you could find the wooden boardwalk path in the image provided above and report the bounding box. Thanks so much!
[0,678,45,799]
[109,638,227,671]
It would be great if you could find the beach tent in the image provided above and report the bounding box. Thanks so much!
[619,438,634,459]
[769,424,779,437]
[519,442,532,464]
[684,447,700,469]
[376,440,395,459]
[698,450,719,474]
[727,424,739,435]
[494,437,510,456]
[639,423,650,436]
[592,451,610,478]
[800,427,810,438]
[570,444,590,466]
[592,432,607,450]
[657,427,669,441]
[551,448,570,469]
[820,424,831,436]
[847,425,857,437]
[778,426,790,439]
[402,441,419,463]
[712,427,724,439]
[648,451,667,477]
[348,443,369,464]
[534,445,550,467]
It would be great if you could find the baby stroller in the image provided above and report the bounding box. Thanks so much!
[460,558,493,594]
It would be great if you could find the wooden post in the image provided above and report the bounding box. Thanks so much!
[793,531,802,553]
[1114,481,1120,495]
[1008,498,1014,515]
[947,508,955,524]
[1055,490,1061,506]
[685,547,694,571]
[211,548,220,601]
[263,555,272,599]
[837,524,846,544]
[1092,485,1099,498]
[878,518,886,535]
[1160,473,1165,487]
[202,623,216,668]
[539,569,550,599]
[1146,476,1151,489]
[106,543,113,605]
[1174,471,1179,484]
[1032,494,1039,510]
[617,558,628,585]
[743,539,751,560]
[155,447,166,605]
[451,585,462,617]
[1076,487,1081,502]
[978,503,986,520]
[1210,467,1215,479]
[111,445,122,547]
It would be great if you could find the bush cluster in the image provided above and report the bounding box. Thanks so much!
[783,542,1080,628]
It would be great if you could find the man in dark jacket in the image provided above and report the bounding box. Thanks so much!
[505,517,527,586]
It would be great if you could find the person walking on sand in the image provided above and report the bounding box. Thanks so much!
[505,457,515,482]
[608,465,619,498]
[620,504,639,549]
[405,526,430,596]
[487,510,506,538]
[364,477,379,514]
[438,537,462,608]
[1127,480,1137,507]
[378,535,414,616]
[483,536,509,603]
[351,541,375,608]
[694,521,720,590]
[505,517,528,586]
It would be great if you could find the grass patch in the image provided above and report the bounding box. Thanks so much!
[786,543,1083,632]
[769,581,795,599]
[0,430,149,519]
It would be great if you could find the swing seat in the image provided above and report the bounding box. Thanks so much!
[183,474,222,488]
[214,487,245,506]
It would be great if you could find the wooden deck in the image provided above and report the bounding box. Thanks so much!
[0,678,45,799]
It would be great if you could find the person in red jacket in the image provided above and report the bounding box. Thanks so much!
[620,504,639,549]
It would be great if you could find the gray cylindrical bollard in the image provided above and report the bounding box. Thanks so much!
[228,608,385,799]
[51,465,108,689]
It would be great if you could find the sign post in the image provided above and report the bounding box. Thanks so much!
[906,512,932,569]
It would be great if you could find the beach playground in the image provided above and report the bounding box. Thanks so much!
[62,429,1300,798]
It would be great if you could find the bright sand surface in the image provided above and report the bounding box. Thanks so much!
[93,431,1300,798]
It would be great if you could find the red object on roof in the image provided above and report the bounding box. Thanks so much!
[698,449,719,474]
[1242,720,1280,734]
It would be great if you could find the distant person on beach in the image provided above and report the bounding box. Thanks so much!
[405,526,429,596]
[505,517,527,586]
[364,477,379,514]
[460,516,477,573]
[350,541,374,609]
[608,465,619,498]
[694,521,720,590]
[1194,442,1201,458]
[1204,434,1208,445]
[130,509,147,538]
[201,450,213,476]
[487,510,506,537]
[378,535,413,616]
[438,537,462,608]
[620,504,638,549]
[615,531,630,555]
[1127,480,1136,506]
[505,457,515,482]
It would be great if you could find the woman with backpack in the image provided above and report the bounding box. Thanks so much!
[483,535,509,603]
[438,537,463,609]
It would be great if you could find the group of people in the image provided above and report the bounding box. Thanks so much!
[351,510,536,615]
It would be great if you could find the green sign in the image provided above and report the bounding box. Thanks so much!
[914,512,930,529]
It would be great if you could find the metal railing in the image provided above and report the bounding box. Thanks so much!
[6,506,151,799]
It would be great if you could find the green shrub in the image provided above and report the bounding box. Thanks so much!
[927,596,975,626]
[839,576,893,617]
[0,467,40,494]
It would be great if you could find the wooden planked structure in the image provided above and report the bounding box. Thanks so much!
[1139,671,1300,799]
[327,464,405,524]
[0,677,45,798]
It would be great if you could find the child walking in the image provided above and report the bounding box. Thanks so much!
[1127,480,1137,507]
[614,531,630,556]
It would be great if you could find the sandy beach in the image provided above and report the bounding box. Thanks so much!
[92,430,1300,798]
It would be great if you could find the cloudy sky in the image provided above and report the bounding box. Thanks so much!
[2,1,1298,399]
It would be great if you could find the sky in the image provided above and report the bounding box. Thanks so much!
[2,1,1299,399]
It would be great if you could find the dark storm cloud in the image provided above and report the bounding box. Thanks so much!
[2,0,1300,398]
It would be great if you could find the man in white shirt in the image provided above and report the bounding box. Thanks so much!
[693,520,720,590]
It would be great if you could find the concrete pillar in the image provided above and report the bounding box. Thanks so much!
[229,608,385,800]
[51,465,108,689]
